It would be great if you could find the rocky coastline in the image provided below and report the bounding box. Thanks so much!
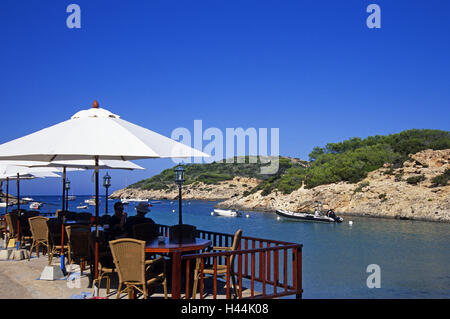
[111,149,450,223]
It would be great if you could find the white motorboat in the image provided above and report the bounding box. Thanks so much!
[122,198,148,203]
[275,209,343,223]
[29,202,43,210]
[22,197,34,203]
[84,198,99,206]
[132,198,148,203]
[77,205,88,209]
[211,209,242,217]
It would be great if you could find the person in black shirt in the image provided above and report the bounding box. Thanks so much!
[109,201,127,234]
[124,202,159,237]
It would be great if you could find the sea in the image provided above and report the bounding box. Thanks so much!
[13,195,450,299]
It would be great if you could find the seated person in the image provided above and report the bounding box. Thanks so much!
[326,209,337,219]
[109,202,127,235]
[124,202,160,238]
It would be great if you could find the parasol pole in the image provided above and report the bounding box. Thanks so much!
[4,177,8,244]
[60,166,67,274]
[16,173,20,250]
[62,167,66,213]
[94,155,99,294]
[5,177,8,215]
[16,173,20,211]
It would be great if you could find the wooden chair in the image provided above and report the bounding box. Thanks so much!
[109,238,168,299]
[191,229,243,299]
[65,226,90,278]
[28,216,50,262]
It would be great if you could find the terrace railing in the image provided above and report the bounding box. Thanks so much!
[158,225,303,299]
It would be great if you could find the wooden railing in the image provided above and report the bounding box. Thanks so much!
[158,224,303,299]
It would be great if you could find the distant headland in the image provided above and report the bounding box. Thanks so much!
[111,129,450,222]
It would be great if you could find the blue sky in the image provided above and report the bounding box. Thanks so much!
[0,0,449,195]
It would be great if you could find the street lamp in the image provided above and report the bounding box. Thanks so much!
[103,172,111,215]
[65,179,71,211]
[174,166,185,224]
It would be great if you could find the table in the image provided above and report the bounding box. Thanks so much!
[145,237,211,299]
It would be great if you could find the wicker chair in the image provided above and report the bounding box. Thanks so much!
[109,238,168,299]
[46,218,69,264]
[5,212,19,248]
[191,229,243,299]
[89,231,116,296]
[66,225,91,264]
[66,225,90,278]
[18,212,35,248]
[0,216,6,239]
[28,216,50,262]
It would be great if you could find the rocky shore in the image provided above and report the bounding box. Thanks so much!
[110,176,261,201]
[111,149,450,223]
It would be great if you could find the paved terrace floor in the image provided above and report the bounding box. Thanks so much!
[0,245,255,299]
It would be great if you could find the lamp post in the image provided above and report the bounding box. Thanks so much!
[103,172,111,215]
[174,166,185,225]
[65,179,71,211]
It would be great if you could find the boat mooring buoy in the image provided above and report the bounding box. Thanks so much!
[349,221,353,225]
[277,216,281,221]
[172,209,175,213]
[245,214,249,218]
[210,212,214,216]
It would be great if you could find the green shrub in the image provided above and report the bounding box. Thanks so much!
[406,174,426,185]
[354,181,370,193]
[431,168,450,186]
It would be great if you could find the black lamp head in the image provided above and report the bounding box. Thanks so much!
[174,165,185,185]
[103,172,111,188]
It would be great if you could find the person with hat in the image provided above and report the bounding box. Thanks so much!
[124,202,159,238]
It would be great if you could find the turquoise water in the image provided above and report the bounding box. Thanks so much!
[20,196,450,298]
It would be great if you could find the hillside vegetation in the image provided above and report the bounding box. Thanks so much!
[129,129,450,196]
[128,156,307,191]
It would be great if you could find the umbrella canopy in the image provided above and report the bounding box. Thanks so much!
[0,163,61,179]
[0,170,60,181]
[0,104,208,161]
[23,159,145,170]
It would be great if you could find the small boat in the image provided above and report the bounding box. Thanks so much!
[67,195,76,201]
[29,202,43,210]
[77,205,88,209]
[0,203,13,208]
[22,197,34,203]
[211,209,242,217]
[150,201,161,204]
[132,198,148,203]
[275,209,343,223]
[84,198,99,206]
[124,198,148,203]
